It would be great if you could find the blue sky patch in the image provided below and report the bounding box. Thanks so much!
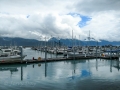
[26,15,30,18]
[68,13,92,28]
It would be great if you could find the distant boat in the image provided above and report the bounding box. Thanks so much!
[54,48,67,55]
[67,52,94,58]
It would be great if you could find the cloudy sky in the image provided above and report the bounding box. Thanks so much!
[0,0,120,41]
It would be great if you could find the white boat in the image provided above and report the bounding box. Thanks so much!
[0,48,27,61]
[67,51,95,58]
[0,54,27,61]
[67,52,86,58]
[53,47,67,54]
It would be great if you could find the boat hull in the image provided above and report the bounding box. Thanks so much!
[0,55,27,61]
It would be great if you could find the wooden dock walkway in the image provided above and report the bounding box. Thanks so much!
[0,56,119,65]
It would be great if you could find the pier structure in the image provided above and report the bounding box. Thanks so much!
[1,45,120,65]
[30,45,120,59]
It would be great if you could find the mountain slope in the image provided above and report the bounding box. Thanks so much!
[0,37,120,46]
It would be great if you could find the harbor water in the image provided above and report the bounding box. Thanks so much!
[0,48,120,90]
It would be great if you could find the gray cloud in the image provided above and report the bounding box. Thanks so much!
[75,0,120,14]
[0,13,80,40]
[0,0,120,41]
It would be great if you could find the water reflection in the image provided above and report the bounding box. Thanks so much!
[0,67,18,72]
[33,64,34,68]
[0,59,120,80]
[45,62,47,77]
[110,60,112,72]
[113,59,120,71]
[0,59,120,90]
[21,66,23,81]
[0,67,18,76]
[96,59,98,71]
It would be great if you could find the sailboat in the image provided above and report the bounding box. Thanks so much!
[67,30,95,58]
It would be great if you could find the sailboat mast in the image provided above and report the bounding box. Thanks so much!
[72,30,73,47]
[79,35,80,46]
[88,30,90,46]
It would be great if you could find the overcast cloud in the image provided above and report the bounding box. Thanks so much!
[0,0,120,41]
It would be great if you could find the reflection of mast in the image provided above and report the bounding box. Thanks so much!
[45,62,47,77]
[114,59,120,71]
[21,66,23,81]
[10,71,12,78]
[112,59,120,71]
[117,59,119,71]
[96,59,98,71]
[110,60,112,72]
[88,59,90,74]
[72,70,74,80]
[74,59,75,74]
[72,59,76,80]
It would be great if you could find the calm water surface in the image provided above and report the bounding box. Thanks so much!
[0,48,120,90]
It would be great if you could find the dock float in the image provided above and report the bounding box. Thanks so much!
[0,56,119,65]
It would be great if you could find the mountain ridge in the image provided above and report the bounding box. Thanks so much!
[0,37,120,46]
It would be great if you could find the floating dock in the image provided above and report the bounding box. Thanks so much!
[0,56,119,65]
